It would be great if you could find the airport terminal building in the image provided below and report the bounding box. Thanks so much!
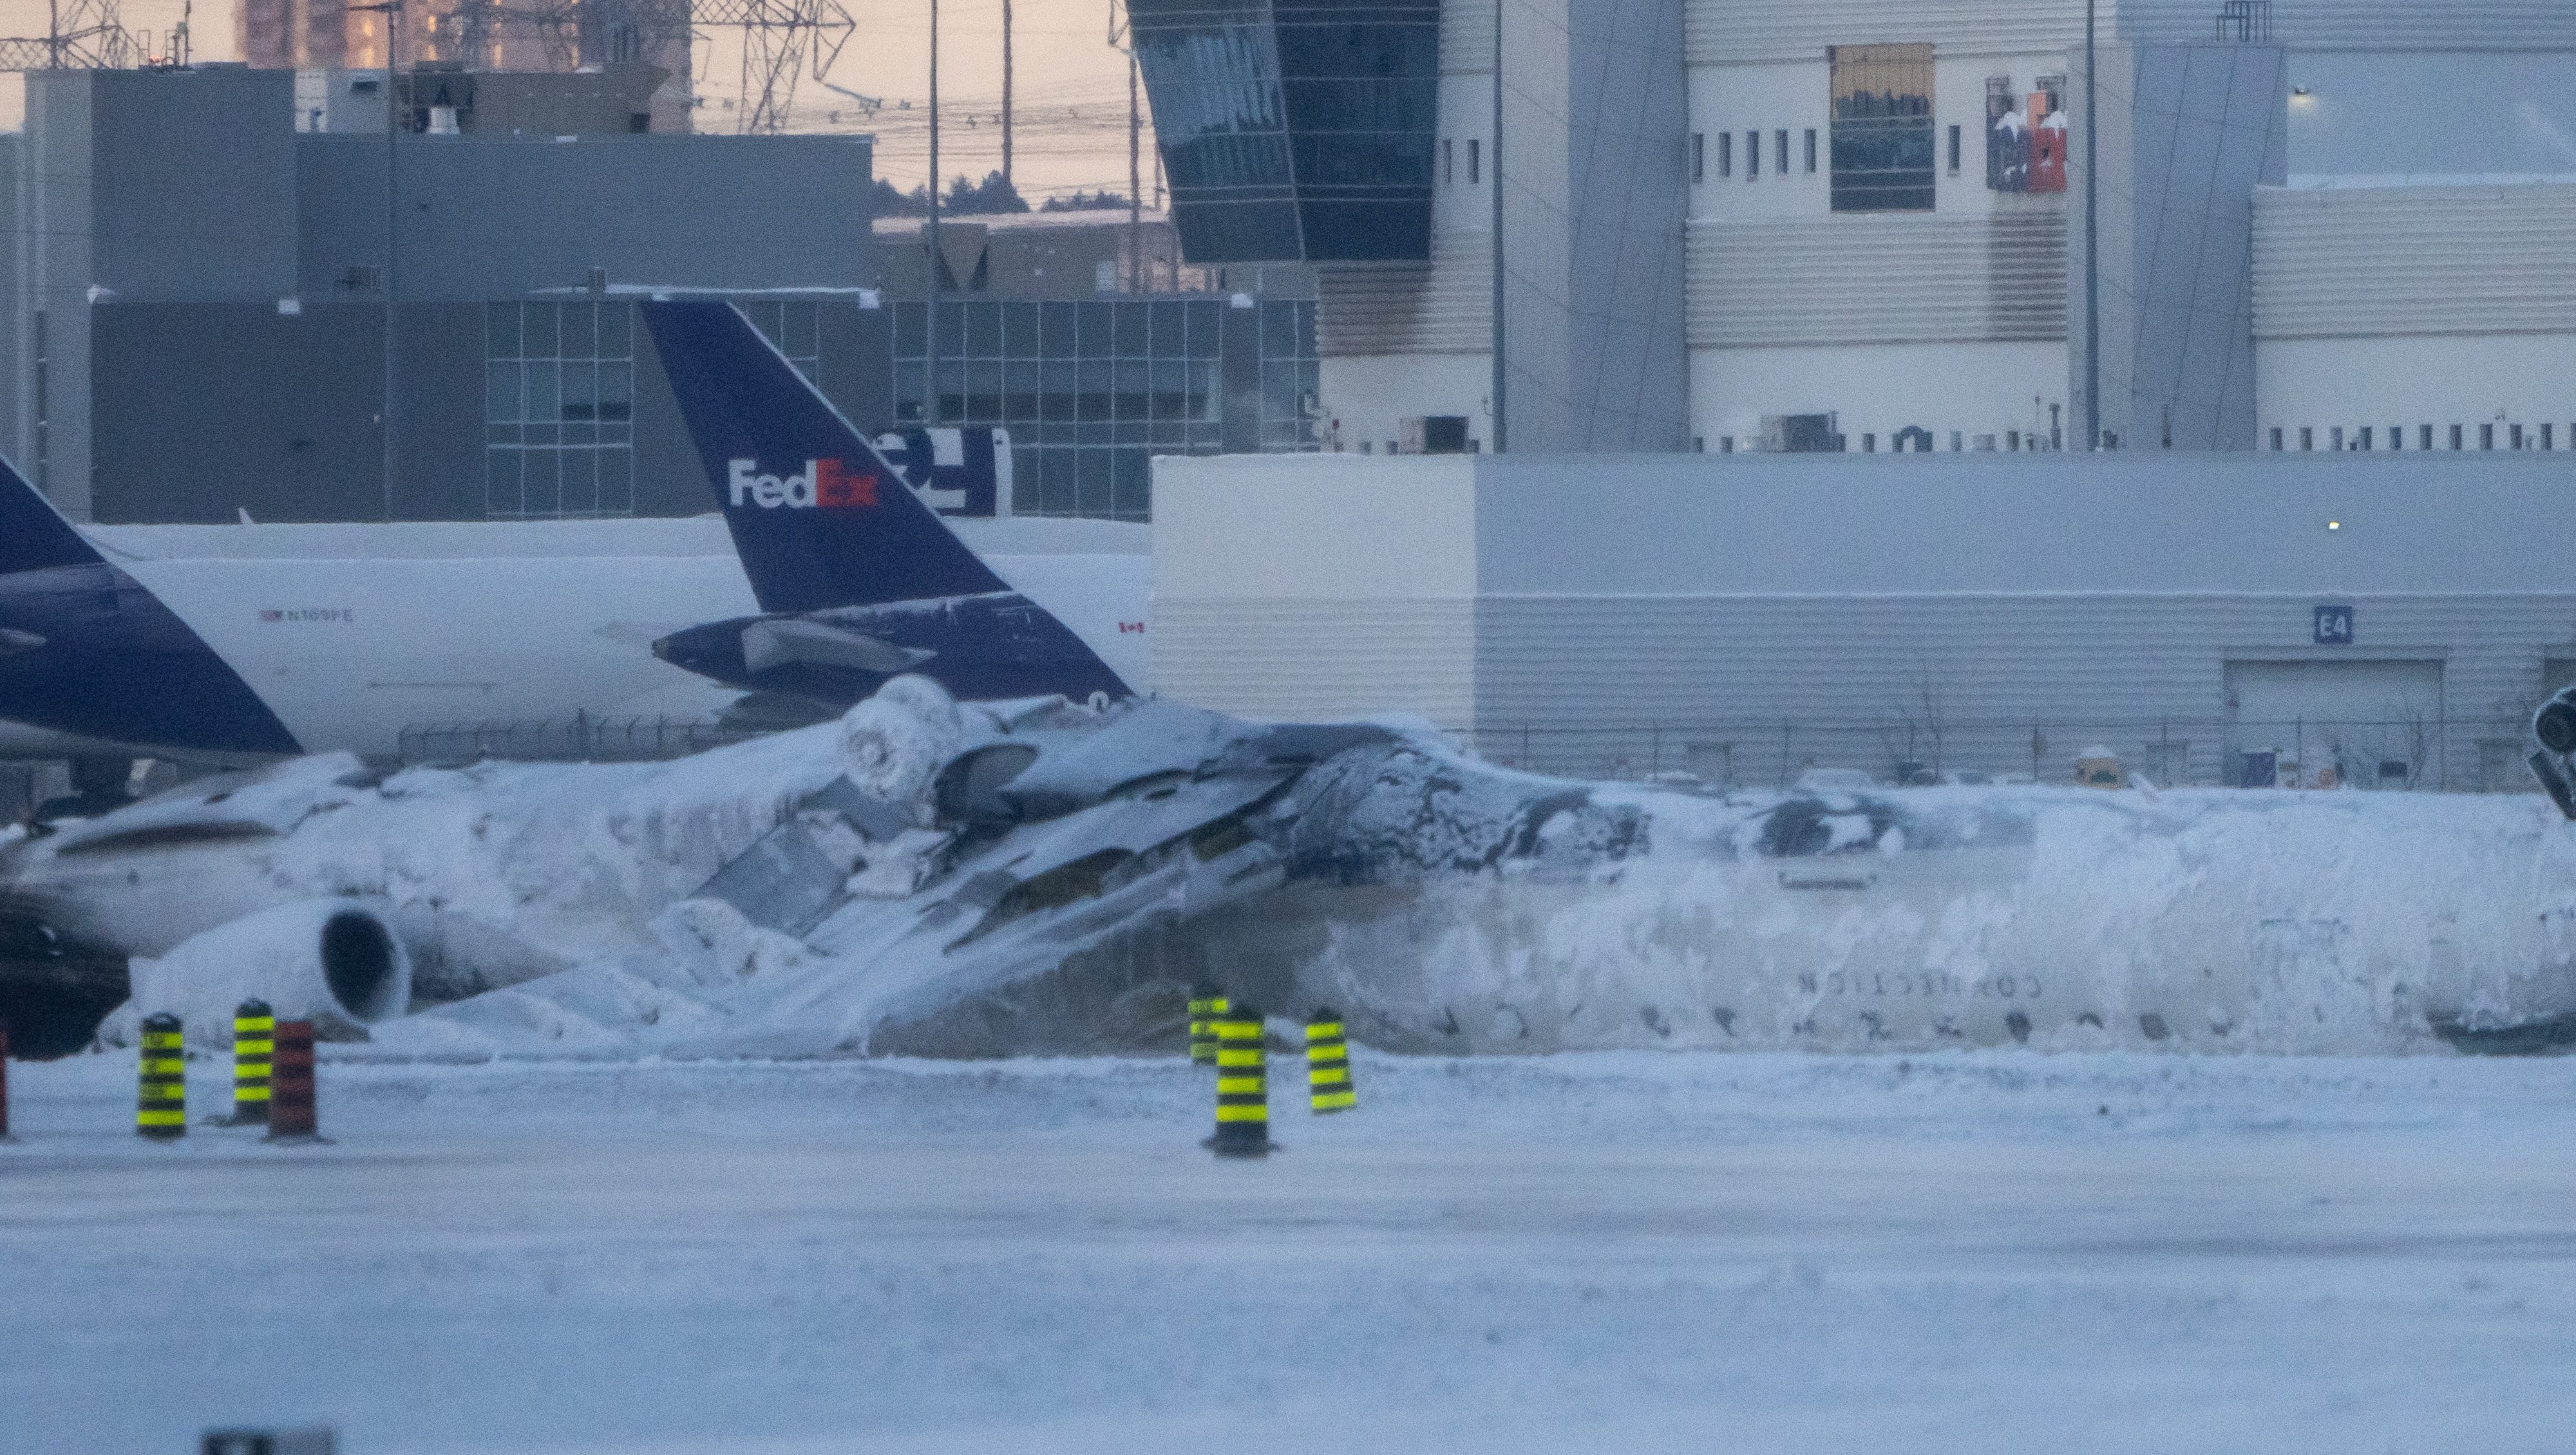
[1127,0,2576,460]
[1120,0,2576,788]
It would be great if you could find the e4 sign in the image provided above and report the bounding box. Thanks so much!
[2314,604,2355,645]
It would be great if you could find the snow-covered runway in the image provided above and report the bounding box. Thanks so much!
[8,1051,2576,1454]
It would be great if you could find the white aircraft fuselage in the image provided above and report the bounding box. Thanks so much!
[0,516,1150,765]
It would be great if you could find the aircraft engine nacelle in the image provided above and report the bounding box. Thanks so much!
[2531,686,2576,821]
[121,897,414,1047]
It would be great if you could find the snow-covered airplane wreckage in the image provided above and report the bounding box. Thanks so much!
[9,675,2576,1061]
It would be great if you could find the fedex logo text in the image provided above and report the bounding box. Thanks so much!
[727,458,878,510]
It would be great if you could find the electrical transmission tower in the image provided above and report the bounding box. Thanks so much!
[0,0,847,131]
[453,0,850,133]
[703,0,852,133]
[0,0,144,70]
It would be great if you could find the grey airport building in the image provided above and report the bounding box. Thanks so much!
[0,62,1320,528]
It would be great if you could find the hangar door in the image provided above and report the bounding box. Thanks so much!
[2224,658,2445,789]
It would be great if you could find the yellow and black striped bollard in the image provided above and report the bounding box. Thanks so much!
[229,999,274,1127]
[137,1013,185,1140]
[1187,985,1226,1066]
[1305,1009,1356,1114]
[1206,1004,1270,1158]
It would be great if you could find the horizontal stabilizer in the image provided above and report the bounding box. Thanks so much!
[741,617,937,677]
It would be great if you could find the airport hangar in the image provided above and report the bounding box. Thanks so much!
[1152,448,2576,793]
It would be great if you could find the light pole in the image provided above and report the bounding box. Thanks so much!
[2083,0,2099,451]
[1488,0,1504,453]
[352,0,403,518]
[925,0,940,425]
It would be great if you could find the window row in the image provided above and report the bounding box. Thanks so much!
[1694,128,1816,182]
[2272,423,2574,452]
[895,299,1260,362]
[487,302,632,362]
[1012,444,1159,524]
[1439,136,1482,185]
[486,445,634,520]
[895,359,1225,426]
[487,361,635,426]
[945,418,1230,450]
[740,300,820,368]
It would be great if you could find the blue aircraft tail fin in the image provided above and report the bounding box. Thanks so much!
[0,453,106,576]
[641,301,1010,615]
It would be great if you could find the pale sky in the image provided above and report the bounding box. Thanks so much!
[774,0,1159,204]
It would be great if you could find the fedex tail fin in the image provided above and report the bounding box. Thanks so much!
[641,301,1009,615]
[0,455,106,576]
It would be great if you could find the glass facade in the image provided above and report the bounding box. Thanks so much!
[1260,298,1320,449]
[1829,43,1937,212]
[739,299,822,381]
[485,301,636,518]
[895,296,1317,522]
[1131,0,1438,263]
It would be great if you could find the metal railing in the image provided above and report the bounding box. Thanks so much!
[1470,716,2540,794]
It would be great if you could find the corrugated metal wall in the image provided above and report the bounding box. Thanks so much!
[2254,182,2576,341]
[1684,212,2066,348]
[1441,0,1494,72]
[1157,452,2576,789]
[1316,231,1494,357]
[1470,594,2563,786]
[1151,597,1481,728]
[1685,0,2576,65]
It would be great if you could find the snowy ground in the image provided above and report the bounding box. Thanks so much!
[8,1049,2576,1454]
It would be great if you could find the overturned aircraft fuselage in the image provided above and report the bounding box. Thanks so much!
[9,679,2576,1057]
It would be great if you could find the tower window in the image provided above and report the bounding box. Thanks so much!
[1830,44,1935,211]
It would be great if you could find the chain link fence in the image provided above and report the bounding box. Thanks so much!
[391,709,2546,797]
[1470,716,2542,793]
[398,713,767,767]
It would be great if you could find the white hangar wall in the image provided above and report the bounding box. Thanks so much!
[1153,451,2576,788]
[2255,179,2576,455]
